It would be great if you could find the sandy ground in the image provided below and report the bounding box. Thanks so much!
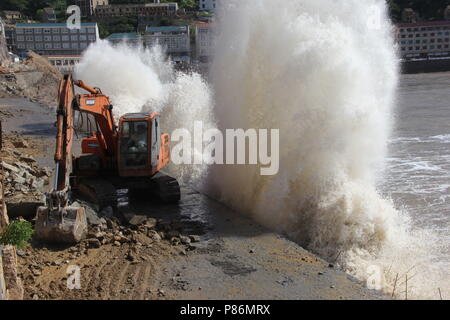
[0,97,389,300]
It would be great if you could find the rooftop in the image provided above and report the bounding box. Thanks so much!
[2,10,22,15]
[16,22,97,28]
[397,20,450,28]
[196,22,215,28]
[98,3,178,8]
[146,26,188,33]
[106,33,141,40]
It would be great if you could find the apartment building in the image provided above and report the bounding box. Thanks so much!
[75,0,109,17]
[15,23,99,56]
[96,3,178,18]
[195,22,215,63]
[145,26,190,63]
[199,0,219,12]
[106,33,143,46]
[396,21,450,60]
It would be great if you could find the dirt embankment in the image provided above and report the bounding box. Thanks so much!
[0,51,62,108]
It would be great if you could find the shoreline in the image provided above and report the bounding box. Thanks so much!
[0,97,389,300]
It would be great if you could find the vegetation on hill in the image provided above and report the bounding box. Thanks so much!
[2,1,450,28]
[387,0,450,21]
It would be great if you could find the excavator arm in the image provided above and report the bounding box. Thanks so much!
[35,74,88,243]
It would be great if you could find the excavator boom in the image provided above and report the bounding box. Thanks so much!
[35,75,88,243]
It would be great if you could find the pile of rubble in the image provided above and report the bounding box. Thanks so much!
[0,135,50,205]
[79,209,202,262]
[0,51,62,107]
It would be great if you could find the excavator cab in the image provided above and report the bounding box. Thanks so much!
[118,113,168,177]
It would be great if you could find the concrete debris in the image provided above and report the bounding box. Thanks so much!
[1,245,24,300]
[0,51,62,108]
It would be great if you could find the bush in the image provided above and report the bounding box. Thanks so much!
[0,220,34,249]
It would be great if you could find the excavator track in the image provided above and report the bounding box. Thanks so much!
[150,173,181,204]
[77,179,118,209]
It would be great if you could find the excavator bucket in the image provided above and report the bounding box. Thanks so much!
[34,206,87,244]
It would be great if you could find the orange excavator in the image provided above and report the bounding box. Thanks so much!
[35,74,180,243]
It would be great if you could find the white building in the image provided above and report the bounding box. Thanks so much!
[195,22,215,63]
[396,21,450,60]
[47,55,81,73]
[15,23,99,56]
[199,0,219,12]
[145,26,190,64]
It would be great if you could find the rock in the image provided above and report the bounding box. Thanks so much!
[113,241,121,247]
[88,239,101,248]
[16,250,26,257]
[144,218,157,229]
[2,162,19,173]
[148,230,161,242]
[128,215,147,226]
[83,206,104,227]
[171,237,181,246]
[180,236,191,245]
[32,294,39,300]
[133,233,152,246]
[12,139,29,148]
[19,155,36,164]
[189,235,201,243]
